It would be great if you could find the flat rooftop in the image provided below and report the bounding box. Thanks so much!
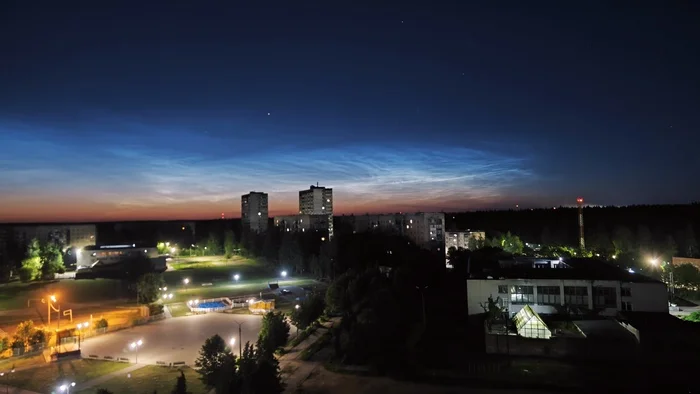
[470,257,661,283]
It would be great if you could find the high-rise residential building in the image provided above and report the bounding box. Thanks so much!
[274,214,330,234]
[299,185,333,238]
[337,212,445,249]
[241,192,269,233]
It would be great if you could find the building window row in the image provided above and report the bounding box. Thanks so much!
[510,285,534,304]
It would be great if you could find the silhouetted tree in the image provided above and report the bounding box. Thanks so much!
[195,334,236,389]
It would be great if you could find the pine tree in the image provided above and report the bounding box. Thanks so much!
[172,370,187,394]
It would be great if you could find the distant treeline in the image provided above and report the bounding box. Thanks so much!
[446,204,700,256]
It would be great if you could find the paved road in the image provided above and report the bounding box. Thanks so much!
[80,313,263,366]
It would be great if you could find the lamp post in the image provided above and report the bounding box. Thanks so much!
[294,304,300,336]
[130,339,143,364]
[183,278,190,295]
[58,382,76,394]
[416,285,428,327]
[234,274,240,282]
[232,321,243,356]
[1,368,15,394]
[39,295,60,328]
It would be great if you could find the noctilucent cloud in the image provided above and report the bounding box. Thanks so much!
[1,2,699,222]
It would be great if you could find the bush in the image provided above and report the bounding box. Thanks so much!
[18,266,35,282]
[148,303,164,316]
[96,318,108,329]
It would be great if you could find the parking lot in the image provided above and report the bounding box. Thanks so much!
[80,313,263,366]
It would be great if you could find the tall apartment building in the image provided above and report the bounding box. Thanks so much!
[299,185,333,238]
[445,230,486,255]
[339,212,445,249]
[241,192,269,233]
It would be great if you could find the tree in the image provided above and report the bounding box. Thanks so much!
[480,295,503,331]
[206,233,222,256]
[224,230,237,259]
[123,253,156,281]
[492,232,523,255]
[636,225,653,254]
[682,311,700,323]
[325,272,353,315]
[40,243,65,280]
[613,226,635,254]
[172,370,188,394]
[290,293,325,330]
[13,320,38,348]
[195,334,236,389]
[136,273,165,304]
[674,264,700,287]
[157,242,168,254]
[278,235,303,274]
[20,238,42,282]
[257,312,290,358]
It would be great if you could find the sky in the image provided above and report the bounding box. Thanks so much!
[1,1,699,222]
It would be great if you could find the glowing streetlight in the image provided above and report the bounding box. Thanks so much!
[650,257,659,267]
[170,247,176,254]
[230,337,236,346]
[130,339,143,363]
[183,278,190,285]
[59,382,76,393]
[50,295,57,303]
[295,304,300,310]
[281,271,287,278]
[234,274,240,282]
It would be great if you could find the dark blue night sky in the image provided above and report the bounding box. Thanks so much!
[1,1,699,222]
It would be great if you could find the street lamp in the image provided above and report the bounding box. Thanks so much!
[229,337,236,348]
[294,305,301,335]
[1,368,15,394]
[183,278,190,294]
[281,271,287,278]
[130,339,143,364]
[650,257,659,267]
[59,382,76,393]
[234,274,240,282]
[40,294,60,329]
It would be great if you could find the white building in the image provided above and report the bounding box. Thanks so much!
[466,259,668,317]
[77,244,160,270]
[241,192,268,233]
[274,214,330,235]
[299,185,333,238]
[340,212,445,249]
[445,230,486,255]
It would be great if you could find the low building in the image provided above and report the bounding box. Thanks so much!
[338,212,445,249]
[467,258,668,317]
[445,230,486,254]
[77,244,159,270]
[274,214,330,234]
[11,224,96,249]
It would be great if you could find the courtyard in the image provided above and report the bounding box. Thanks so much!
[79,312,263,366]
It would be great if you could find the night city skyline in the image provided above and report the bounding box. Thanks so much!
[2,2,699,222]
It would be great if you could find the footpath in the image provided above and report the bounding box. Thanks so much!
[278,317,339,393]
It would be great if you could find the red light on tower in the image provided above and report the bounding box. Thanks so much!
[576,197,583,204]
[221,212,225,219]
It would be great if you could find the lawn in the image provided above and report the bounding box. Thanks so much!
[0,278,127,310]
[76,365,207,394]
[4,359,130,393]
[0,353,45,371]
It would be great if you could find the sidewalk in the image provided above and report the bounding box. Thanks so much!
[77,363,146,391]
[278,318,339,393]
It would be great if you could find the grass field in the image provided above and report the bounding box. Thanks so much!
[0,353,45,371]
[0,279,128,310]
[4,359,130,393]
[76,366,207,394]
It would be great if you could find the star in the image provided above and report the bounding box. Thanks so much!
[267,112,271,116]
